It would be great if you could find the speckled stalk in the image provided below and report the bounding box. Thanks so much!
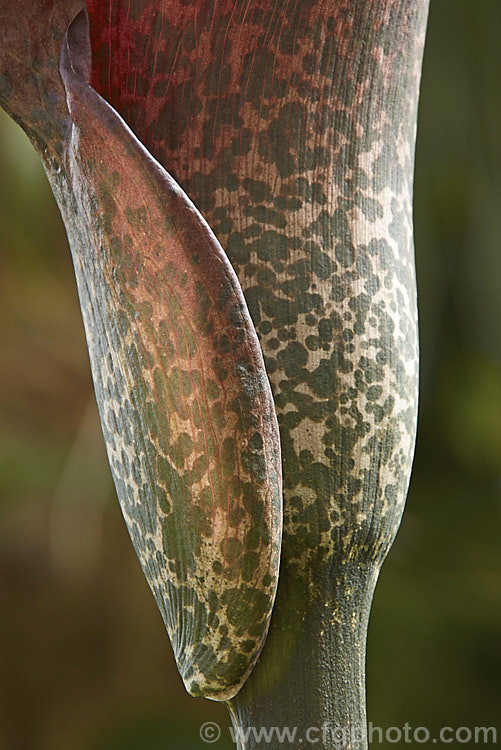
[0,0,430,744]
[86,1,429,743]
[228,564,378,749]
[209,3,429,745]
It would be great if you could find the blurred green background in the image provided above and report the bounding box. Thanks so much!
[0,1,500,748]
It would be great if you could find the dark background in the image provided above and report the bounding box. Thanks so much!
[0,1,500,748]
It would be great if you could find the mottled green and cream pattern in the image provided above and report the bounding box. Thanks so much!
[58,15,283,700]
[0,0,429,731]
[90,0,425,579]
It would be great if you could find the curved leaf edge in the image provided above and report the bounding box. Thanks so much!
[56,9,283,701]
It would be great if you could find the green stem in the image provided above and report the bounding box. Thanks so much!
[228,561,378,750]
